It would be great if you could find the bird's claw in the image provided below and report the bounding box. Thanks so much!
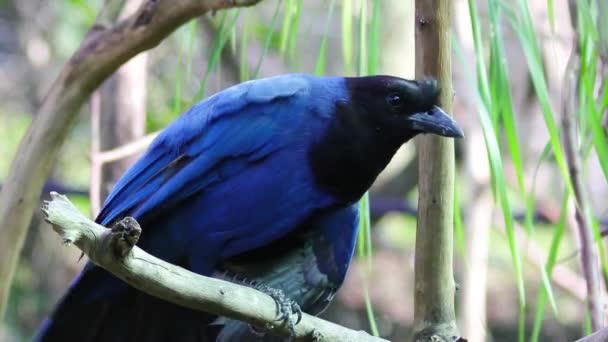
[254,283,301,336]
[291,301,303,325]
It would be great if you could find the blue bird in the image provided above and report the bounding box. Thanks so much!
[36,73,463,341]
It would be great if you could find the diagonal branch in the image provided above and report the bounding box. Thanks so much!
[0,0,264,319]
[40,192,386,342]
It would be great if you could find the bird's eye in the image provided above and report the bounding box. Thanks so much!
[386,93,402,107]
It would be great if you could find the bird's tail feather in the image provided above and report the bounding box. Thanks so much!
[34,264,215,342]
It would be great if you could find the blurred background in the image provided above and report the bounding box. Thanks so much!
[1,0,606,341]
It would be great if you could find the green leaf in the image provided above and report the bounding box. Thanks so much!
[356,193,379,337]
[286,0,303,64]
[314,0,337,75]
[530,193,569,341]
[341,0,354,74]
[355,0,380,335]
[278,0,295,55]
[357,0,368,76]
[507,0,575,197]
[196,10,241,100]
[547,0,555,32]
[467,2,527,336]
[240,13,251,81]
[185,20,198,86]
[367,0,380,75]
[253,0,283,78]
[453,182,467,259]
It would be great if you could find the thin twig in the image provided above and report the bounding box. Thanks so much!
[90,92,103,216]
[41,192,387,342]
[94,131,159,164]
[563,0,604,329]
[511,223,586,302]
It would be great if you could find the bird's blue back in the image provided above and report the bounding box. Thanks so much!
[96,73,355,276]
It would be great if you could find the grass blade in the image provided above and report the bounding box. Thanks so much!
[530,192,569,341]
[506,0,575,196]
[453,182,467,259]
[354,0,379,335]
[314,0,336,75]
[195,10,241,100]
[278,0,294,56]
[240,13,250,81]
[367,0,380,75]
[467,0,527,333]
[252,0,283,78]
[357,0,367,76]
[341,0,354,74]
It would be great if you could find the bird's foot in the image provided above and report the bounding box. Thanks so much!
[253,283,302,337]
[109,217,141,258]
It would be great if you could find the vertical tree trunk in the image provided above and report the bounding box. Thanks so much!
[413,0,460,341]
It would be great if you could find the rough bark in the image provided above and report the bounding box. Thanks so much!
[0,0,264,319]
[412,0,461,341]
[40,192,387,342]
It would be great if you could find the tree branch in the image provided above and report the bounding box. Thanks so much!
[40,192,386,342]
[0,0,264,319]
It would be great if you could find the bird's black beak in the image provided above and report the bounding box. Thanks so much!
[407,106,465,138]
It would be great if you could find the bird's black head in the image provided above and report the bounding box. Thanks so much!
[344,75,464,142]
[309,75,464,204]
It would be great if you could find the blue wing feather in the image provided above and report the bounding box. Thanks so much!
[96,74,323,227]
[96,146,177,225]
[95,74,350,268]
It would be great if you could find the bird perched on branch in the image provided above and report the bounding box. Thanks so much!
[36,73,463,341]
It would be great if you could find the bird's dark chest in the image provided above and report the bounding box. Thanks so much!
[309,148,389,204]
[308,111,400,204]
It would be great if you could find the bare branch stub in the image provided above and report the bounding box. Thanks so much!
[109,217,142,258]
